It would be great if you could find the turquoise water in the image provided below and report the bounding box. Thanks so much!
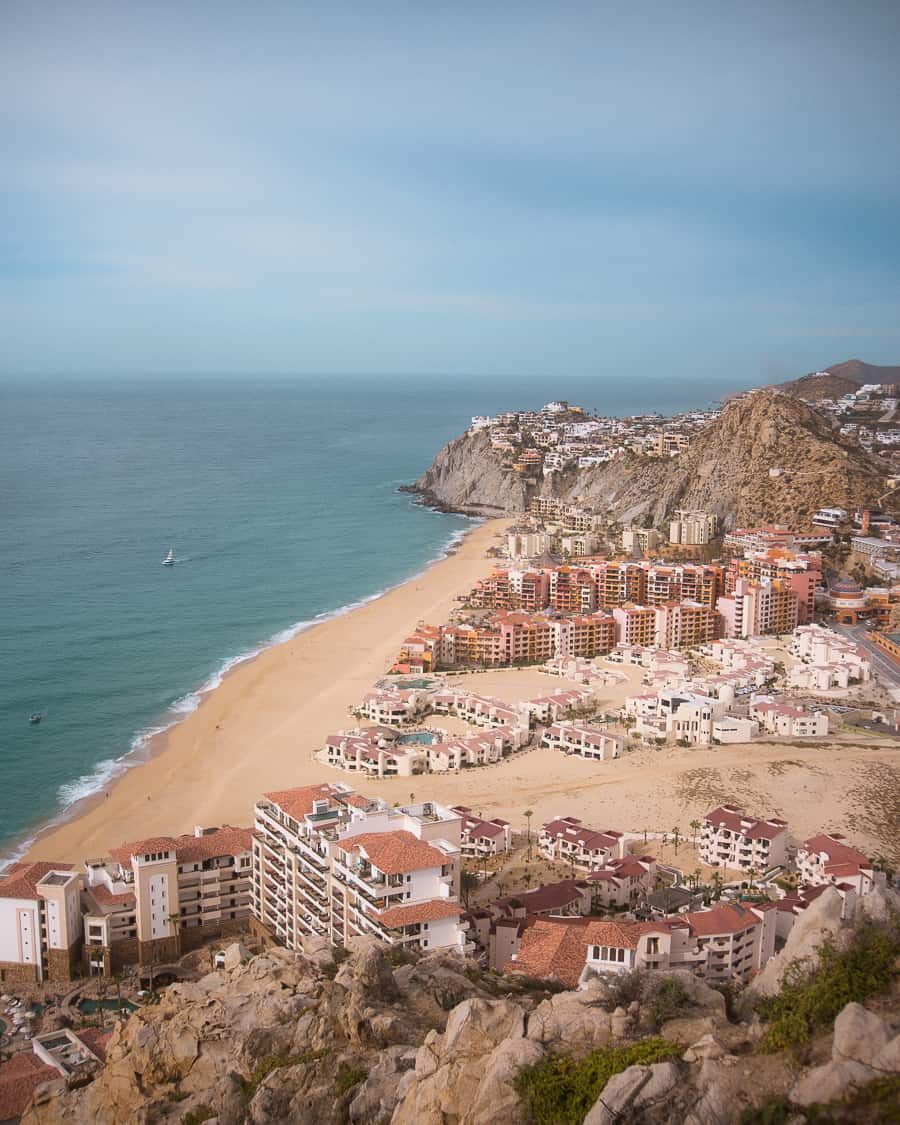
[0,373,750,861]
[397,731,439,746]
[78,998,138,1013]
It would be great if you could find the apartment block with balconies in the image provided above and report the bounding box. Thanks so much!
[699,805,789,872]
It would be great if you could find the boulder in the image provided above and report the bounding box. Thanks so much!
[831,1002,891,1066]
[334,938,400,1002]
[683,1034,726,1063]
[222,942,250,971]
[750,886,845,998]
[525,987,612,1051]
[584,1061,680,1125]
[872,1033,900,1073]
[790,1059,875,1107]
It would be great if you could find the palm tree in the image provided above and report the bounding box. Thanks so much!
[672,826,681,855]
[460,870,479,910]
[711,870,723,901]
[747,867,758,893]
[689,820,701,848]
[524,809,534,860]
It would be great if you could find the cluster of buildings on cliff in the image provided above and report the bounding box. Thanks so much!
[467,400,718,476]
[1,787,884,997]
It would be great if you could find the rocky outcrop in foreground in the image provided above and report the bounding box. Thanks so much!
[413,391,887,528]
[22,911,900,1125]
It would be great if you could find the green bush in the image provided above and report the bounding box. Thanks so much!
[241,1050,328,1103]
[335,1064,368,1097]
[513,1038,681,1125]
[648,977,688,1027]
[756,920,900,1054]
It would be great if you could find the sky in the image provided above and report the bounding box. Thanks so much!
[2,0,900,383]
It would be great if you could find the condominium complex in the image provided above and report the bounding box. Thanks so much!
[797,834,877,895]
[251,784,469,954]
[669,510,718,546]
[508,900,776,988]
[82,826,253,973]
[538,817,625,868]
[699,805,789,872]
[0,862,82,984]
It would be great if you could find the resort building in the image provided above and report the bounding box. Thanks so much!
[584,855,657,911]
[0,862,82,983]
[541,720,623,761]
[716,578,799,638]
[507,900,776,988]
[82,825,253,974]
[252,785,469,954]
[626,689,726,746]
[726,550,819,624]
[797,834,877,896]
[749,699,830,738]
[538,817,625,869]
[699,805,790,871]
[358,688,430,725]
[612,604,661,647]
[668,510,718,546]
[451,807,512,858]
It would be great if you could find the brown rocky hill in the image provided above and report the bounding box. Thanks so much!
[413,391,887,530]
[776,358,900,402]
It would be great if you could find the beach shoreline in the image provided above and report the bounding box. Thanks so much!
[21,517,510,859]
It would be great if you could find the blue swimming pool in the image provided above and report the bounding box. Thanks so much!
[397,731,439,745]
[78,998,138,1014]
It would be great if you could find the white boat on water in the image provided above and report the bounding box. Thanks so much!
[162,549,175,567]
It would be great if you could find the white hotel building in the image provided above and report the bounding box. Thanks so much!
[699,805,789,872]
[252,783,470,953]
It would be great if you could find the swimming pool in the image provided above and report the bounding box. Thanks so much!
[78,998,138,1014]
[397,731,439,746]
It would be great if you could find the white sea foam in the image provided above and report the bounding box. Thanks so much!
[1,518,484,871]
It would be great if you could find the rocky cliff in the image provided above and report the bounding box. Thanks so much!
[21,895,900,1125]
[413,391,887,529]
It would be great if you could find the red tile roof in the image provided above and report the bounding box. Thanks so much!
[376,899,462,928]
[506,916,649,987]
[802,834,871,872]
[684,903,759,937]
[261,783,346,821]
[342,830,448,874]
[74,1027,113,1062]
[109,826,252,869]
[0,861,74,900]
[703,805,787,841]
[0,1053,58,1122]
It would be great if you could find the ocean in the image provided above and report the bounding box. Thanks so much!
[0,372,753,862]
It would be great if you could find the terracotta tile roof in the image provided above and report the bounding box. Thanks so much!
[88,883,136,908]
[261,783,347,821]
[342,830,449,874]
[801,834,871,871]
[375,899,462,928]
[685,903,759,937]
[506,916,648,987]
[74,1027,113,1062]
[497,879,590,915]
[0,1053,59,1122]
[0,861,74,900]
[703,805,787,841]
[109,826,252,869]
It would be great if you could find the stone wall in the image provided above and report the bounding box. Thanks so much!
[0,959,40,984]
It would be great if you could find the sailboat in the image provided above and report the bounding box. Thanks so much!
[162,548,175,567]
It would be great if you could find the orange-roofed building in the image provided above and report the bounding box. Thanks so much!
[252,787,470,955]
[82,824,253,975]
[0,862,81,984]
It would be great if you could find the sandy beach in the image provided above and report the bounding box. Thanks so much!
[25,518,512,863]
[25,516,900,869]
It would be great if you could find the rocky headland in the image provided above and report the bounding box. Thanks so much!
[412,390,886,529]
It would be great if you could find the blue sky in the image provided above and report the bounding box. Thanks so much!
[2,0,900,382]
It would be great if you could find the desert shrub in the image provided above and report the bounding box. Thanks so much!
[385,947,418,967]
[647,977,689,1027]
[335,1064,368,1097]
[738,1096,793,1125]
[241,1050,328,1103]
[513,1038,681,1125]
[607,969,644,1008]
[508,973,568,996]
[756,919,900,1054]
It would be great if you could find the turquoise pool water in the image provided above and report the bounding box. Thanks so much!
[78,998,138,1014]
[397,731,439,745]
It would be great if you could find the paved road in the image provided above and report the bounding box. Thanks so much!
[829,620,900,688]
